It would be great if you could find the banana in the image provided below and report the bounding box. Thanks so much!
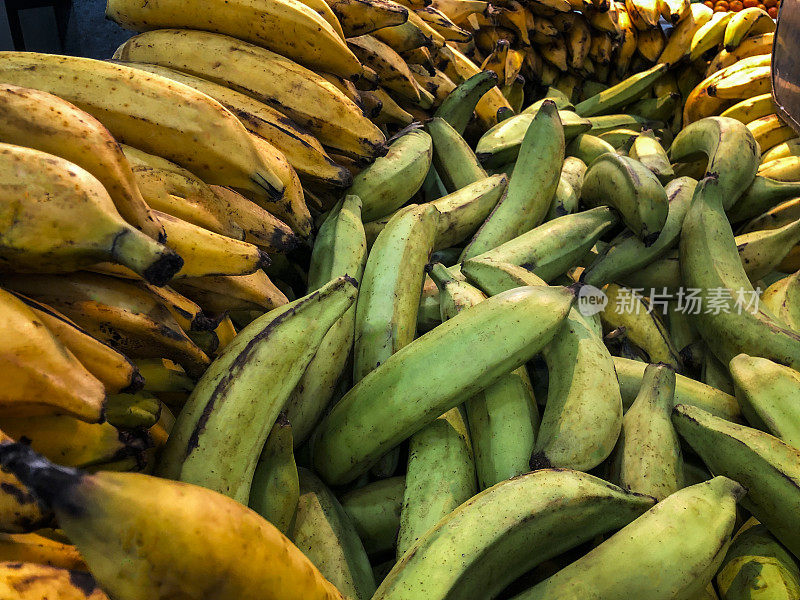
[340,477,405,556]
[397,406,476,556]
[670,116,759,211]
[431,263,538,490]
[373,18,433,53]
[672,404,800,559]
[711,65,772,102]
[0,84,163,243]
[348,129,432,222]
[689,11,733,62]
[374,470,653,600]
[107,0,361,79]
[706,32,774,76]
[292,468,376,600]
[659,0,689,23]
[370,87,414,126]
[297,0,346,39]
[0,444,346,600]
[657,3,713,66]
[464,207,619,282]
[716,520,800,599]
[724,7,776,52]
[348,35,420,101]
[680,174,800,369]
[120,63,351,188]
[566,13,591,70]
[566,133,617,165]
[614,356,740,420]
[582,152,669,244]
[762,138,800,163]
[0,532,85,571]
[626,0,660,30]
[0,562,107,599]
[410,65,457,105]
[628,93,680,122]
[0,415,150,469]
[326,0,409,37]
[748,114,797,155]
[637,26,666,63]
[427,117,488,192]
[610,363,683,500]
[113,30,385,159]
[730,354,800,447]
[430,0,490,24]
[461,101,565,259]
[313,284,576,484]
[583,177,696,287]
[540,36,569,72]
[171,271,288,314]
[587,113,658,135]
[434,70,500,135]
[736,218,800,282]
[1,272,211,378]
[729,177,800,223]
[103,391,162,429]
[135,358,194,395]
[575,63,667,117]
[629,129,674,181]
[719,92,776,124]
[742,197,800,234]
[284,196,367,446]
[249,417,299,534]
[157,276,356,502]
[515,477,744,600]
[416,6,472,41]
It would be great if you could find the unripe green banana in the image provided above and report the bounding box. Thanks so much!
[374,469,655,600]
[463,207,619,282]
[522,88,574,113]
[566,133,617,166]
[434,70,500,135]
[668,299,701,356]
[575,63,668,117]
[670,116,759,212]
[729,354,800,449]
[427,117,487,192]
[432,262,539,490]
[716,520,800,599]
[701,351,734,394]
[157,275,358,502]
[583,177,696,287]
[248,417,299,534]
[614,356,741,420]
[628,93,681,123]
[560,156,588,197]
[474,109,590,167]
[397,407,476,557]
[284,196,367,446]
[354,204,439,383]
[629,130,674,182]
[545,177,579,221]
[598,128,643,149]
[582,153,669,245]
[514,477,744,600]
[291,468,376,600]
[313,285,576,484]
[461,101,565,260]
[610,363,683,501]
[588,114,660,135]
[349,129,433,221]
[736,219,800,283]
[680,175,800,370]
[340,477,405,556]
[673,404,800,559]
[728,177,800,223]
[618,249,682,291]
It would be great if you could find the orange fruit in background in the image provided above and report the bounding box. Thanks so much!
[768,5,778,15]
[743,0,759,7]
[757,2,766,7]
[765,0,778,7]
[731,0,744,9]
[714,0,729,8]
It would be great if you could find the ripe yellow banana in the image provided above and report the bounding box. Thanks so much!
[723,7,776,52]
[416,5,472,42]
[348,35,420,101]
[689,11,733,62]
[758,156,800,182]
[326,0,409,37]
[657,3,712,66]
[709,64,772,101]
[705,32,774,77]
[0,532,86,571]
[171,271,288,314]
[719,93,776,124]
[113,29,386,159]
[625,0,660,30]
[615,5,638,77]
[659,0,689,23]
[637,25,666,63]
[747,114,796,155]
[0,561,107,599]
[761,138,800,163]
[107,0,361,79]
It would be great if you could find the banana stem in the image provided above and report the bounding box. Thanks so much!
[111,228,184,286]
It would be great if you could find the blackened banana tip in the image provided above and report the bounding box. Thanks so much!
[143,252,184,287]
[258,250,272,270]
[342,274,359,288]
[529,452,552,471]
[122,370,146,394]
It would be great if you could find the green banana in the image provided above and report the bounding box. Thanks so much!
[291,468,376,600]
[729,354,800,449]
[716,520,800,599]
[598,128,644,149]
[610,363,683,501]
[313,284,576,484]
[427,117,488,192]
[628,93,681,123]
[629,130,674,182]
[728,177,800,223]
[669,116,760,211]
[614,356,741,421]
[582,152,670,245]
[461,101,565,260]
[702,351,734,394]
[353,203,439,382]
[566,133,617,166]
[373,469,655,600]
[463,207,619,282]
[432,262,540,490]
[680,174,800,369]
[284,195,367,446]
[575,63,668,117]
[156,276,357,502]
[434,70,500,135]
[474,110,590,167]
[349,129,432,221]
[248,417,299,534]
[736,218,800,283]
[588,114,660,135]
[583,177,696,287]
[104,392,161,429]
[618,249,682,291]
[397,407,476,557]
[514,477,744,600]
[340,477,405,556]
[560,156,587,197]
[673,403,800,559]
[545,177,579,221]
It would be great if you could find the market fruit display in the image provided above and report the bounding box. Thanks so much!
[0,0,797,598]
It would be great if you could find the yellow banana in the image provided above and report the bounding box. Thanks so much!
[348,35,421,101]
[723,7,776,52]
[637,26,666,63]
[540,36,569,72]
[719,93,776,124]
[371,87,415,126]
[326,0,409,37]
[172,271,288,314]
[416,5,472,42]
[689,11,733,62]
[709,64,772,101]
[625,0,661,30]
[747,114,796,155]
[659,0,690,23]
[705,32,774,77]
[567,14,592,71]
[615,5,638,77]
[758,157,800,182]
[373,18,434,53]
[409,65,457,105]
[762,138,800,163]
[0,532,86,571]
[0,561,108,599]
[657,3,713,66]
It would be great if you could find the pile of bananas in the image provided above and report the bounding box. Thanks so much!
[1,0,800,599]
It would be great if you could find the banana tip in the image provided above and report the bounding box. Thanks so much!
[122,370,146,394]
[529,451,552,471]
[258,250,272,271]
[342,274,359,289]
[143,252,184,287]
